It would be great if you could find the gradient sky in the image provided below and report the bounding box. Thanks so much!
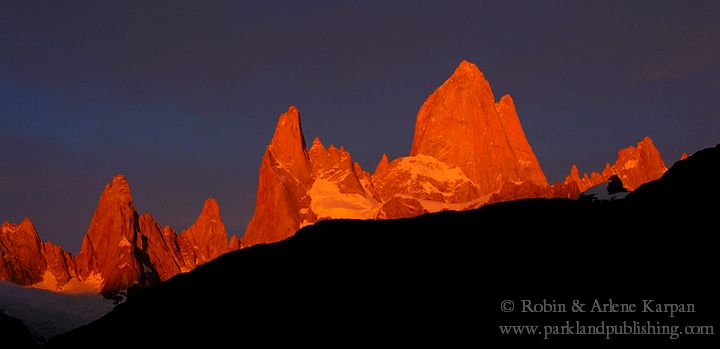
[2,1,719,252]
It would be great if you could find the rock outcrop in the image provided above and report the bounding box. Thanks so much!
[241,106,316,247]
[241,61,670,247]
[0,218,47,286]
[3,60,675,296]
[1,176,236,296]
[410,61,548,192]
[178,198,230,269]
[564,137,667,192]
[75,175,158,295]
[242,107,376,247]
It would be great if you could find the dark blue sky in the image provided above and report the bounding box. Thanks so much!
[2,1,718,252]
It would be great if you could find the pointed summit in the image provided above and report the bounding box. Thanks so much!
[310,136,325,151]
[614,136,667,190]
[178,198,229,268]
[0,218,46,286]
[18,216,37,232]
[269,106,307,159]
[451,60,486,80]
[243,107,317,247]
[411,59,547,196]
[199,197,221,221]
[565,164,581,184]
[267,106,312,185]
[103,174,133,205]
[76,175,153,294]
[374,153,390,175]
[228,234,240,250]
[564,137,667,192]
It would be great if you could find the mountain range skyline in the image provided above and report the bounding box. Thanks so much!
[1,60,676,297]
[3,1,719,253]
[3,60,684,256]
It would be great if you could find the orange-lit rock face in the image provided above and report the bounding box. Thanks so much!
[0,218,47,286]
[74,178,234,293]
[0,175,236,295]
[243,62,561,246]
[1,60,675,295]
[309,138,366,197]
[228,234,241,250]
[241,107,315,247]
[178,198,230,269]
[43,241,78,286]
[376,196,428,219]
[411,61,548,195]
[139,214,185,281]
[75,175,159,294]
[242,107,377,247]
[564,137,667,192]
[371,61,551,211]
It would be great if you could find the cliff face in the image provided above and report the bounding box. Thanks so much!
[2,60,674,296]
[411,61,547,192]
[241,61,671,247]
[75,175,156,295]
[0,218,47,286]
[1,176,236,296]
[242,107,376,247]
[178,198,230,269]
[241,106,315,247]
[564,137,667,192]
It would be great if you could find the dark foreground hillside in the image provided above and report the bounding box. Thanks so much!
[47,145,719,347]
[0,311,38,348]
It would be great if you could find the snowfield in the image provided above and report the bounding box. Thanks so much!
[0,281,114,343]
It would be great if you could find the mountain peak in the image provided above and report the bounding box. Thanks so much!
[452,60,484,78]
[498,94,514,107]
[19,217,35,230]
[0,217,46,286]
[310,136,325,150]
[375,153,390,174]
[637,136,656,150]
[411,60,547,194]
[270,105,305,149]
[102,174,133,205]
[200,198,221,220]
[565,137,668,192]
[267,106,311,179]
[177,198,230,269]
[565,164,581,184]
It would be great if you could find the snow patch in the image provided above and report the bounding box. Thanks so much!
[31,271,104,295]
[308,179,377,219]
[392,155,473,184]
[623,159,638,170]
[395,194,492,213]
[1,280,113,343]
